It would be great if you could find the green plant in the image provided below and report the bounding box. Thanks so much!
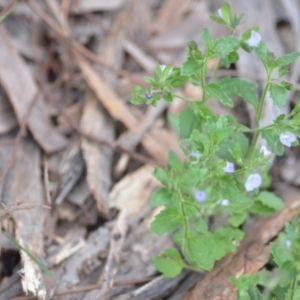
[131,2,300,297]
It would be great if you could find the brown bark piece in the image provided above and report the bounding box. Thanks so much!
[0,91,17,134]
[183,187,300,300]
[80,94,115,214]
[0,26,67,154]
[11,137,46,299]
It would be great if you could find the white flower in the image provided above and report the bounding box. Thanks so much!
[160,65,166,72]
[217,8,224,19]
[245,31,261,47]
[245,173,262,192]
[280,132,297,147]
[260,145,272,156]
[190,150,202,160]
[194,190,206,203]
[224,161,235,173]
[285,239,292,248]
[221,199,230,206]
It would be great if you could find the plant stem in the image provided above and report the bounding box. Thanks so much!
[289,276,297,299]
[176,189,189,258]
[209,59,221,83]
[201,62,207,102]
[173,94,196,103]
[246,79,270,161]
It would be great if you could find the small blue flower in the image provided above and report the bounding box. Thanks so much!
[190,150,202,160]
[217,8,224,19]
[245,173,262,192]
[160,64,166,72]
[260,145,271,156]
[280,132,297,147]
[221,199,230,206]
[194,190,206,203]
[224,161,234,173]
[145,93,153,99]
[245,31,261,47]
[284,239,292,248]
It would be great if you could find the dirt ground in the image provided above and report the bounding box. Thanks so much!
[0,0,300,299]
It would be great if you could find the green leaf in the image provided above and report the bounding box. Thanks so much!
[202,28,214,51]
[220,2,231,24]
[228,212,247,227]
[213,36,239,59]
[255,41,269,68]
[151,208,183,235]
[255,191,285,211]
[179,106,202,139]
[217,77,259,110]
[271,243,293,268]
[152,167,169,185]
[228,51,239,63]
[181,58,203,76]
[262,128,284,156]
[230,274,260,290]
[150,188,173,207]
[186,235,216,270]
[275,52,300,68]
[131,86,147,105]
[269,83,288,107]
[206,83,233,107]
[247,286,264,300]
[152,248,184,278]
[212,227,244,260]
[168,151,182,173]
[210,15,227,26]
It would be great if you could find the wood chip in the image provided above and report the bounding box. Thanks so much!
[80,94,115,214]
[0,26,67,154]
[11,137,46,299]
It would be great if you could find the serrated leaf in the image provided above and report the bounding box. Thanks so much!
[269,83,288,107]
[212,227,244,260]
[152,167,169,185]
[255,41,269,68]
[275,52,300,68]
[255,191,285,211]
[230,274,260,290]
[152,248,184,278]
[228,212,247,227]
[186,235,216,270]
[179,106,202,139]
[168,151,182,173]
[202,27,214,51]
[150,188,173,207]
[217,77,259,110]
[213,36,239,59]
[181,58,203,76]
[206,83,233,107]
[151,208,183,235]
[271,243,293,268]
[247,286,264,300]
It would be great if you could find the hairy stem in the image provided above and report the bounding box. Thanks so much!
[246,78,270,160]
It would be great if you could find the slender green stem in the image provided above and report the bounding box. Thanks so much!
[173,94,197,103]
[246,79,270,161]
[201,62,207,102]
[289,276,297,299]
[209,60,221,84]
[175,189,189,257]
